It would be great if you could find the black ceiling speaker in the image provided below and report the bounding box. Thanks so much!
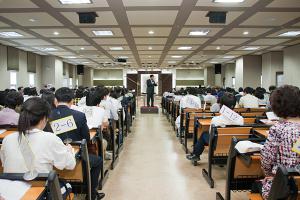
[206,11,227,24]
[77,65,84,75]
[215,64,222,74]
[115,58,127,63]
[77,12,98,24]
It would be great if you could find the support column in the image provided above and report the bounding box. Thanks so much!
[82,67,94,87]
[204,67,215,86]
[284,44,300,87]
[262,51,283,89]
[235,55,262,89]
[41,56,63,89]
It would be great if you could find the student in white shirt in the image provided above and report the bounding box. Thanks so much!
[204,88,217,105]
[187,93,244,162]
[239,87,259,108]
[0,97,76,173]
[179,88,201,110]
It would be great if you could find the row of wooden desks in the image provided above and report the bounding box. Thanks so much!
[21,187,45,200]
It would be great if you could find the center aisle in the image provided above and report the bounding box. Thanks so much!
[102,112,245,200]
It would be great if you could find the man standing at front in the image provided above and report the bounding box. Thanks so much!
[146,74,157,107]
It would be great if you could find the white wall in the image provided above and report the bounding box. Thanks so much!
[262,51,283,89]
[284,44,300,87]
[235,58,244,89]
[176,69,204,80]
[224,63,235,88]
[94,69,123,80]
[0,44,43,90]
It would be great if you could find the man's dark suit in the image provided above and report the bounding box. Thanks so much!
[49,105,90,142]
[146,79,157,107]
[49,105,101,200]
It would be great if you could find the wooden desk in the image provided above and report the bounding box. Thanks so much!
[0,130,17,139]
[254,129,269,138]
[21,186,45,200]
[197,119,212,138]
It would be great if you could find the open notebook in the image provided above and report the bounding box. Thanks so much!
[0,179,31,200]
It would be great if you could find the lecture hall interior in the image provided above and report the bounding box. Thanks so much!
[0,0,300,200]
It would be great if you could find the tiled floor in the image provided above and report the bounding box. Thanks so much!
[102,111,248,200]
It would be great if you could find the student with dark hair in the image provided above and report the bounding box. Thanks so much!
[50,87,105,200]
[204,88,217,105]
[239,87,259,108]
[187,93,243,162]
[41,90,57,110]
[260,85,300,199]
[0,97,75,173]
[0,91,24,125]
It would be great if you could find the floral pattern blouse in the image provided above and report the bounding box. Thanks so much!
[261,121,300,199]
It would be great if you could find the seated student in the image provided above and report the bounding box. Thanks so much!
[0,91,23,125]
[41,90,57,110]
[49,87,105,200]
[0,97,76,173]
[187,93,243,162]
[261,85,300,200]
[180,87,201,110]
[210,98,221,113]
[254,87,267,106]
[239,87,259,108]
[235,87,244,103]
[204,88,217,105]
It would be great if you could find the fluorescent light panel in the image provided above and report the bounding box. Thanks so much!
[171,55,183,58]
[189,30,210,36]
[223,56,235,59]
[213,0,245,3]
[92,30,113,36]
[0,31,23,37]
[278,31,300,37]
[34,47,58,51]
[109,47,123,51]
[59,0,91,4]
[177,46,192,50]
[243,46,260,51]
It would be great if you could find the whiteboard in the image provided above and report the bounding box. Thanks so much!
[140,74,158,94]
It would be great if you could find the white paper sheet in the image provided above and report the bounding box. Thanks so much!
[235,140,263,154]
[0,129,6,134]
[0,179,31,200]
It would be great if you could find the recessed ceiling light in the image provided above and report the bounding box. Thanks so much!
[53,31,60,35]
[29,18,36,22]
[59,0,91,4]
[223,56,235,59]
[177,46,192,50]
[0,31,24,38]
[189,30,210,36]
[278,31,300,37]
[34,47,58,51]
[148,30,155,35]
[110,47,123,51]
[243,46,260,51]
[171,55,183,58]
[148,46,153,50]
[80,47,85,50]
[216,46,221,50]
[213,0,245,3]
[243,31,249,35]
[92,30,113,36]
[148,56,152,58]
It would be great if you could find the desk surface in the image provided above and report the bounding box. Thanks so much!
[21,187,45,200]
[254,129,269,138]
[197,119,212,126]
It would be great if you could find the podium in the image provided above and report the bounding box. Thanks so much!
[140,93,159,114]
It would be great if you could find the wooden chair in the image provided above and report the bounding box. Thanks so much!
[248,165,300,200]
[0,124,18,131]
[241,112,265,117]
[202,125,254,188]
[216,137,266,200]
[179,108,202,142]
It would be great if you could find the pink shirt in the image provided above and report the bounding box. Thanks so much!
[0,108,19,125]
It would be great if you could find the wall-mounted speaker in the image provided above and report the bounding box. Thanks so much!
[206,11,227,24]
[77,12,98,24]
[215,64,222,74]
[77,65,84,75]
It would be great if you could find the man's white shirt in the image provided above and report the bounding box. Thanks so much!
[239,94,259,108]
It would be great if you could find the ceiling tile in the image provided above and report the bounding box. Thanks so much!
[167,50,193,55]
[31,28,79,38]
[80,28,123,37]
[249,38,290,45]
[137,45,164,50]
[292,22,300,27]
[267,46,286,51]
[0,0,38,8]
[170,45,199,50]
[93,38,128,45]
[52,38,90,45]
[102,46,130,51]
[65,45,97,51]
[212,38,249,45]
[47,0,109,8]
[139,51,163,55]
[235,46,270,51]
[134,38,167,45]
[0,40,18,46]
[13,39,53,46]
[174,38,209,44]
[186,11,243,25]
[61,11,118,26]
[1,13,63,26]
[0,21,10,27]
[241,12,300,26]
[123,0,182,6]
[196,0,258,7]
[131,27,172,37]
[127,11,178,25]
[267,0,300,8]
[109,50,133,55]
[203,45,234,50]
[224,28,272,37]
